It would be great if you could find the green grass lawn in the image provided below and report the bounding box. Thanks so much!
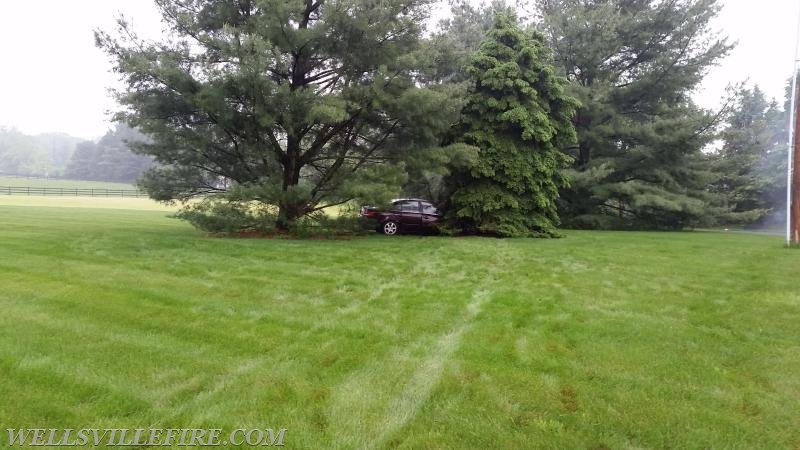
[0,204,798,449]
[0,176,135,190]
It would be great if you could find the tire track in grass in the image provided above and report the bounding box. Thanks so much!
[328,287,492,450]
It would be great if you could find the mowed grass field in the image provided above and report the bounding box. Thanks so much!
[0,201,799,449]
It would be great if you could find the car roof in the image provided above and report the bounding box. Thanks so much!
[391,198,431,203]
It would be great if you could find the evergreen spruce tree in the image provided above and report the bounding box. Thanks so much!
[445,13,578,237]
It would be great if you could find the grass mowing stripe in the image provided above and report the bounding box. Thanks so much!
[368,288,492,450]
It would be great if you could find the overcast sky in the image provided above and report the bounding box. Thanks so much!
[0,0,798,140]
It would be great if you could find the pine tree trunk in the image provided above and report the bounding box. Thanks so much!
[276,201,302,231]
[276,148,303,231]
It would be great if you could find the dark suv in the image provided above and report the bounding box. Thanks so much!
[360,198,441,235]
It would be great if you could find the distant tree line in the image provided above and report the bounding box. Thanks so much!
[0,129,81,177]
[95,0,795,235]
[0,124,152,184]
[65,124,152,183]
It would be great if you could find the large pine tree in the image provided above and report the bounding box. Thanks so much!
[97,0,460,230]
[711,83,793,227]
[445,13,578,237]
[538,0,732,229]
[711,86,783,224]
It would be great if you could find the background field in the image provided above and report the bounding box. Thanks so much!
[0,195,175,211]
[0,200,798,449]
[0,176,136,190]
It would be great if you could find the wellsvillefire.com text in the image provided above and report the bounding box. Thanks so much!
[7,428,287,447]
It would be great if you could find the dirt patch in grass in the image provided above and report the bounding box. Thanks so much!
[560,385,580,412]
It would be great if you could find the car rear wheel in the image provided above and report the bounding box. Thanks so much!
[382,221,399,235]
